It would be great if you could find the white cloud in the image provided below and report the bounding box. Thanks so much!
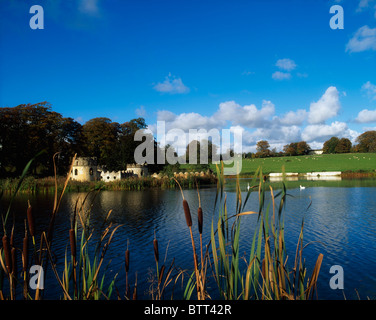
[355,109,376,122]
[275,58,297,71]
[153,73,190,94]
[214,100,275,128]
[79,0,100,15]
[308,86,341,124]
[346,25,376,53]
[302,121,349,142]
[242,70,255,76]
[356,0,376,11]
[149,89,361,153]
[277,109,307,126]
[272,71,292,81]
[362,81,376,100]
[135,105,147,117]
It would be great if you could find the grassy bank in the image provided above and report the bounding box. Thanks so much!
[0,174,217,194]
[225,153,376,176]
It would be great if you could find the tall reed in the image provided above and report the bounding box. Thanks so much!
[207,164,324,300]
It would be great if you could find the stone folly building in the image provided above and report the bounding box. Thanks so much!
[70,157,148,182]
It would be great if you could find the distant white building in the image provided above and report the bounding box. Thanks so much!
[70,157,148,182]
[308,149,323,155]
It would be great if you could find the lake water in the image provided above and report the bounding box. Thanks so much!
[1,178,376,300]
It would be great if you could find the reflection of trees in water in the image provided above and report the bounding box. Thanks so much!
[97,190,167,225]
[65,190,170,236]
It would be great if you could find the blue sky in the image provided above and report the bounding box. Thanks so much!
[1,0,376,152]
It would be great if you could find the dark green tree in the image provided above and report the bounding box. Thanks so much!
[334,138,352,154]
[323,137,339,154]
[355,131,376,153]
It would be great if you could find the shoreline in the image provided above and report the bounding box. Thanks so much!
[1,170,376,194]
[0,174,217,194]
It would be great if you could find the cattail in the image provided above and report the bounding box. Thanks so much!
[2,235,12,274]
[69,229,76,259]
[153,238,159,264]
[183,199,192,227]
[27,201,35,238]
[125,249,130,273]
[198,207,203,235]
[158,265,165,285]
[22,236,28,272]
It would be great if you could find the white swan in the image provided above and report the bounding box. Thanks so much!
[300,185,305,190]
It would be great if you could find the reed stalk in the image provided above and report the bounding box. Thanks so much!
[208,163,324,300]
[125,242,130,299]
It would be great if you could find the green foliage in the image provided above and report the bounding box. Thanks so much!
[356,131,376,153]
[283,141,310,156]
[323,137,339,154]
[0,102,84,177]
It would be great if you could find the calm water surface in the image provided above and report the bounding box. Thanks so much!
[1,178,376,300]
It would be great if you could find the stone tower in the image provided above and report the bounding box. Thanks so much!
[70,157,99,182]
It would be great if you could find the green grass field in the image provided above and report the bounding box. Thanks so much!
[227,153,376,175]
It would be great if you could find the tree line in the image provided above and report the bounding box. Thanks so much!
[243,131,376,159]
[0,102,163,177]
[1,102,376,176]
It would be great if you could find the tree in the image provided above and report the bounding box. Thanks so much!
[334,138,352,153]
[355,131,376,153]
[283,143,298,156]
[297,141,310,155]
[185,139,218,165]
[256,140,271,158]
[82,117,121,170]
[323,137,339,154]
[0,102,84,176]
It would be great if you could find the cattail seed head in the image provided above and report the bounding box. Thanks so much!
[153,239,159,264]
[183,199,192,227]
[158,265,165,285]
[2,235,12,274]
[198,207,203,234]
[22,236,28,272]
[27,202,35,237]
[125,249,130,273]
[69,229,76,259]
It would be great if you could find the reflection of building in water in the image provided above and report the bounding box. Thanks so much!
[269,176,299,182]
[306,176,342,181]
[268,171,342,182]
[305,172,341,180]
[70,157,148,182]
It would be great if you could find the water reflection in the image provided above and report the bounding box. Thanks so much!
[1,178,376,299]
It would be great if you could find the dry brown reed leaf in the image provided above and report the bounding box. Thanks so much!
[27,201,35,238]
[153,238,159,264]
[2,235,12,274]
[22,236,28,272]
[125,249,130,273]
